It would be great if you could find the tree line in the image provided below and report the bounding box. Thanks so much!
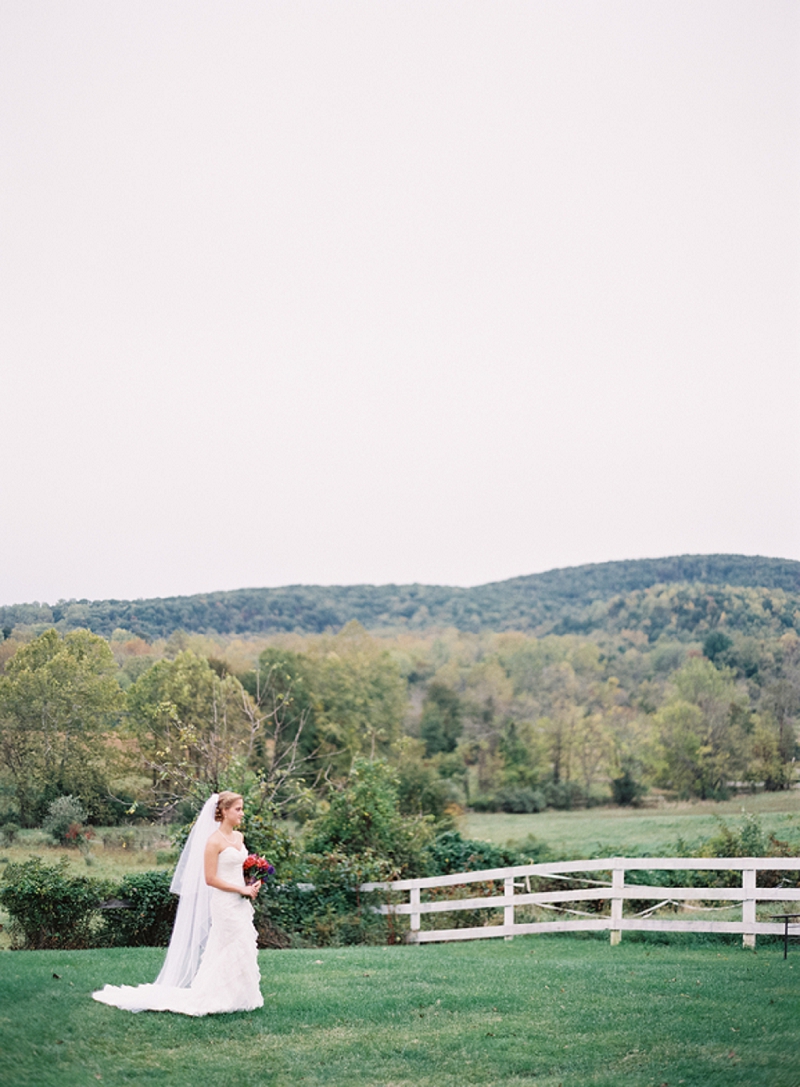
[1,554,798,641]
[0,613,798,830]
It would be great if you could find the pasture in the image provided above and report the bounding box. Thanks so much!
[2,937,799,1087]
[461,791,800,857]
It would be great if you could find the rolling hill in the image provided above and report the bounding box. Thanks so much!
[2,553,799,643]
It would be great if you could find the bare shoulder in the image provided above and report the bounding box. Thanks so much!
[205,829,226,853]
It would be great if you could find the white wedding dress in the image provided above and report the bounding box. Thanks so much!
[93,844,263,1016]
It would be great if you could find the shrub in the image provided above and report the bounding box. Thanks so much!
[0,856,110,949]
[305,758,434,877]
[468,792,500,812]
[241,810,297,881]
[543,781,584,810]
[101,870,177,947]
[611,769,645,807]
[42,795,89,845]
[256,850,393,948]
[425,831,523,874]
[396,759,455,821]
[470,788,547,813]
[493,786,546,813]
[1,821,20,845]
[246,790,416,948]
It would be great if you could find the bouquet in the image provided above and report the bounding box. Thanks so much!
[243,853,275,885]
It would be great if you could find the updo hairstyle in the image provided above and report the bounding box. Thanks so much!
[214,791,243,823]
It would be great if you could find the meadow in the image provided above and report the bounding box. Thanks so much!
[0,825,174,881]
[2,936,798,1087]
[461,791,800,858]
[5,791,800,887]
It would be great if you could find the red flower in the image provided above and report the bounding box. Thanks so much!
[243,853,274,885]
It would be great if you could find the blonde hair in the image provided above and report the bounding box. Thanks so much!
[214,791,243,822]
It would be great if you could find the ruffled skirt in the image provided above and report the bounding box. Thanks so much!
[93,889,262,1016]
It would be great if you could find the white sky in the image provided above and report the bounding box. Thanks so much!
[1,1,798,606]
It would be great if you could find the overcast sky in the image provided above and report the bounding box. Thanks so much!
[1,1,798,607]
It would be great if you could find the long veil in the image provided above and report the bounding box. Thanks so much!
[154,793,218,988]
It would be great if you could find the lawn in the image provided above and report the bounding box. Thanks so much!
[461,792,800,858]
[1,936,798,1087]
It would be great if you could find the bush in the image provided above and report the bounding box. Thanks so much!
[469,795,500,813]
[241,811,297,882]
[425,831,523,874]
[470,787,547,813]
[0,856,110,949]
[305,759,434,877]
[611,769,645,807]
[256,850,393,948]
[42,795,89,845]
[1,821,20,845]
[101,870,177,947]
[494,786,546,813]
[543,781,584,810]
[248,785,425,948]
[396,759,455,821]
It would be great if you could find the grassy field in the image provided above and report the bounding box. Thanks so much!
[0,826,174,882]
[461,791,800,858]
[1,937,798,1087]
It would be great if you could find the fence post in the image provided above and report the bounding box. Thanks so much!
[742,868,756,950]
[409,886,420,943]
[610,863,624,946]
[504,875,515,940]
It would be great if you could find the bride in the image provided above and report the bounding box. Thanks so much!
[93,791,264,1015]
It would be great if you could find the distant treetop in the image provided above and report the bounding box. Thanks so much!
[1,553,798,643]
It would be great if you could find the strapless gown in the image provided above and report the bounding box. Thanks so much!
[92,844,263,1015]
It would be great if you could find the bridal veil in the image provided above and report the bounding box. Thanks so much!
[153,792,217,988]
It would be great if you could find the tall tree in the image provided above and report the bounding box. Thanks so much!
[306,622,407,771]
[419,682,463,756]
[651,657,750,798]
[125,650,254,811]
[126,649,314,813]
[0,629,123,824]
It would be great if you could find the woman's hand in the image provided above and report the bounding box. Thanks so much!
[241,882,260,899]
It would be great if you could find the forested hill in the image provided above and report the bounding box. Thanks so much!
[2,554,799,643]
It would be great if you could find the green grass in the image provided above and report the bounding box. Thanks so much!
[2,937,799,1086]
[0,830,173,882]
[461,792,800,857]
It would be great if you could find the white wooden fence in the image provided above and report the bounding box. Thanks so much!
[361,857,800,948]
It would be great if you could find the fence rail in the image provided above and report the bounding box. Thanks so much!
[360,857,800,947]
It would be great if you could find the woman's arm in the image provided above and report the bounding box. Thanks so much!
[203,834,259,899]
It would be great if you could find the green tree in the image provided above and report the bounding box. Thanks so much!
[305,758,433,877]
[241,647,319,777]
[497,719,541,788]
[125,650,254,811]
[307,623,407,771]
[703,631,733,664]
[759,676,800,781]
[391,738,457,821]
[419,682,463,756]
[651,657,749,799]
[534,659,586,787]
[0,629,123,825]
[746,714,794,791]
